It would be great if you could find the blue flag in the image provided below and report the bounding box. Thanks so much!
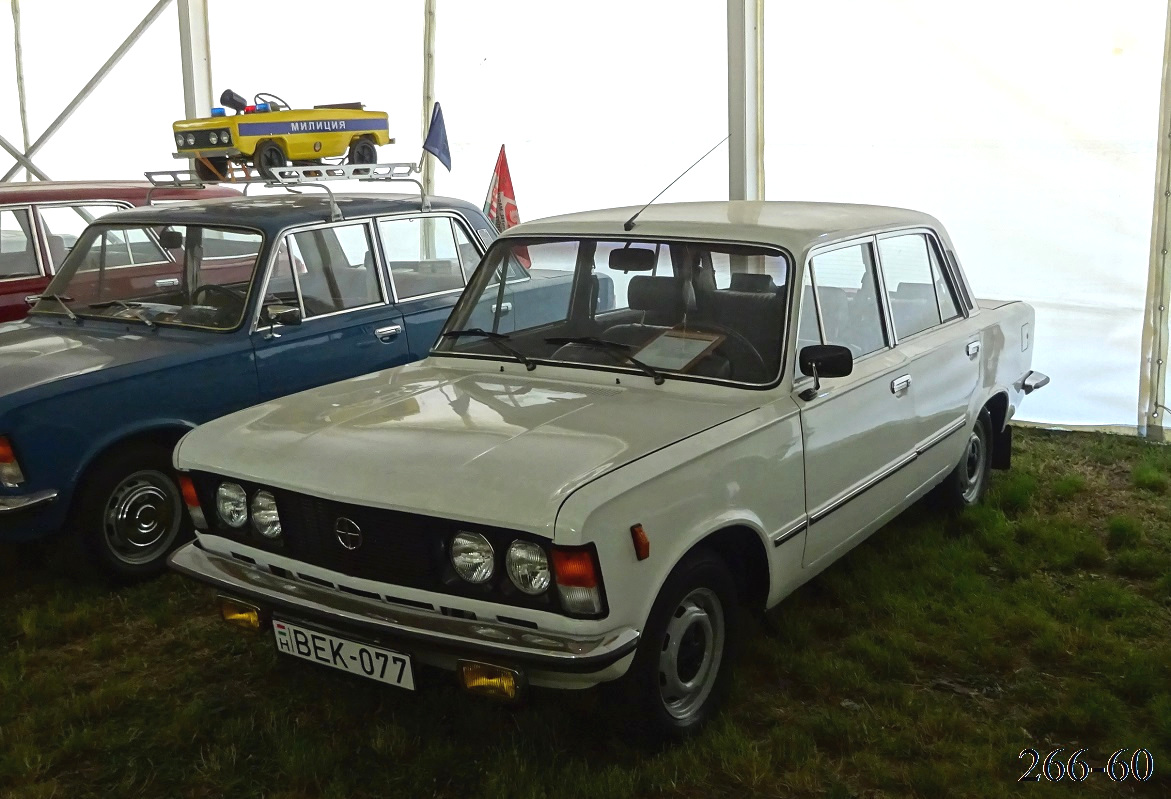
[422,102,451,171]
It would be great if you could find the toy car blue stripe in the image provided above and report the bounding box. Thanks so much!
[236,118,388,137]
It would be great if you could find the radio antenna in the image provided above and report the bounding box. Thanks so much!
[624,135,729,231]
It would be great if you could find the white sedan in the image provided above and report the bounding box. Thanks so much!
[169,201,1047,738]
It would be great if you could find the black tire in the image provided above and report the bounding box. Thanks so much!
[346,137,378,165]
[71,441,191,582]
[933,408,993,510]
[620,548,740,740]
[194,156,229,181]
[253,140,287,178]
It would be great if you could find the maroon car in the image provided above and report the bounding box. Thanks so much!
[0,181,237,323]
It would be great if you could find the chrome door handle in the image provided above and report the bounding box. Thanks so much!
[890,375,912,395]
[966,341,981,358]
[374,324,402,342]
[24,295,41,306]
[154,278,180,288]
[492,301,512,316]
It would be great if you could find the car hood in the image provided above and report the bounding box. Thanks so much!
[0,320,198,398]
[176,362,761,537]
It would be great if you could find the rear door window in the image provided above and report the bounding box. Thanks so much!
[379,216,466,300]
[0,208,39,279]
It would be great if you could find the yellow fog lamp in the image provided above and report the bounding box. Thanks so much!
[218,596,266,631]
[457,661,523,701]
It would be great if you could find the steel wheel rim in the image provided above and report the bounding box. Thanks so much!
[102,469,181,565]
[258,145,284,173]
[961,428,987,503]
[657,587,725,722]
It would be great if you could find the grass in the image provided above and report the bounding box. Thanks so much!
[1,428,1170,798]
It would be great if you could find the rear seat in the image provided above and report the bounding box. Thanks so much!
[387,259,464,299]
[0,248,39,279]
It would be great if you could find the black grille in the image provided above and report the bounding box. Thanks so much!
[274,491,446,587]
[176,128,232,150]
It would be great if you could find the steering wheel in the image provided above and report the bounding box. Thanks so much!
[686,322,769,381]
[254,92,290,110]
[192,283,246,313]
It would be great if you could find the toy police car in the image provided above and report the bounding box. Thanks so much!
[173,89,393,180]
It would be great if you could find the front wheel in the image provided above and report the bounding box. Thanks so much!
[71,442,191,581]
[620,548,740,739]
[933,408,993,510]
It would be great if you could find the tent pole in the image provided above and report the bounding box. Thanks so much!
[0,131,49,181]
[421,0,437,198]
[0,0,173,181]
[11,0,31,181]
[1139,0,1171,441]
[727,0,764,202]
[178,0,213,121]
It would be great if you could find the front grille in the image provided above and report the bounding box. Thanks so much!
[177,128,231,150]
[274,491,446,587]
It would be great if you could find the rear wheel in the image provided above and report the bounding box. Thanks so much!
[71,442,191,581]
[253,140,288,179]
[347,137,378,165]
[620,548,739,739]
[933,408,993,510]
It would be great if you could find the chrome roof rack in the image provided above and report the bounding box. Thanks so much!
[143,161,430,220]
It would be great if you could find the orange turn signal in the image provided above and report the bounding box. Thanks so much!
[0,437,15,464]
[178,474,200,508]
[551,547,599,588]
[630,523,650,561]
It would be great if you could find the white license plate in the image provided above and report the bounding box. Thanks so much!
[273,619,414,690]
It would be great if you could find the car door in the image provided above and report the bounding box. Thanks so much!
[0,206,48,322]
[377,213,500,359]
[875,229,980,483]
[794,238,923,569]
[252,219,410,401]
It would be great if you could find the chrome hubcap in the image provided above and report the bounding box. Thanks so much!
[102,470,181,565]
[658,588,725,722]
[961,430,986,502]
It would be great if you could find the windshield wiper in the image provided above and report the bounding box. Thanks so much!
[442,328,536,371]
[36,294,78,322]
[545,336,666,385]
[87,299,155,329]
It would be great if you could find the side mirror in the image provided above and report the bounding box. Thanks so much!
[260,304,302,339]
[159,229,184,249]
[270,306,302,326]
[798,344,852,400]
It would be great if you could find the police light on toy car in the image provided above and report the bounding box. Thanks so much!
[251,490,282,539]
[216,482,248,528]
[505,541,550,595]
[450,531,494,583]
[0,436,26,488]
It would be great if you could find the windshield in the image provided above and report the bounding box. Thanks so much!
[436,237,791,385]
[31,224,264,331]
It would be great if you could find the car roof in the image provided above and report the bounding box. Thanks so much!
[500,201,943,254]
[99,192,488,234]
[0,180,236,204]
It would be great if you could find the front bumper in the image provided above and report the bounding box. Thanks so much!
[0,489,58,515]
[168,542,640,677]
[172,147,244,160]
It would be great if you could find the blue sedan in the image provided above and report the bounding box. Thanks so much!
[0,192,594,579]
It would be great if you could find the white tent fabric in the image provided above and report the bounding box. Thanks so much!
[1,0,1166,431]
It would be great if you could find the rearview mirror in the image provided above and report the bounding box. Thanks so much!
[159,229,183,249]
[608,247,657,272]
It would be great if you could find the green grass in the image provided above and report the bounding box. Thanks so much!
[1,428,1170,798]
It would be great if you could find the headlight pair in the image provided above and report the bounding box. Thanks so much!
[450,532,551,596]
[215,482,281,539]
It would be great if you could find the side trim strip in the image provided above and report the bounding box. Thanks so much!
[808,416,969,524]
[772,519,808,548]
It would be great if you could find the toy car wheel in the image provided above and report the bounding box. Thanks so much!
[347,137,378,165]
[619,547,740,739]
[194,156,229,181]
[254,140,288,178]
[72,441,192,582]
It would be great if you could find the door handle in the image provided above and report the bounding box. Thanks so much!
[24,295,41,306]
[374,324,402,342]
[890,374,912,395]
[154,278,180,289]
[966,341,981,358]
[492,301,512,316]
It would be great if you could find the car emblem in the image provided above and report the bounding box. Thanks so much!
[335,517,363,550]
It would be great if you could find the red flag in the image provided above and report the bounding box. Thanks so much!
[483,145,529,267]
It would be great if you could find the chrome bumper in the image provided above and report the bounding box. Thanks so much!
[172,147,243,159]
[1020,370,1050,394]
[168,542,640,673]
[0,489,58,515]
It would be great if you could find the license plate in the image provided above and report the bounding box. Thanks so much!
[273,619,414,690]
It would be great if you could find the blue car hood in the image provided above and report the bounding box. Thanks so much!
[0,320,201,399]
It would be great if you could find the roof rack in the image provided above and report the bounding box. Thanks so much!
[143,161,430,220]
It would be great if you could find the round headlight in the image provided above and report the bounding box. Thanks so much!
[506,541,550,595]
[185,133,195,146]
[215,482,248,528]
[208,132,219,145]
[220,130,231,143]
[251,490,281,539]
[175,133,185,147]
[450,532,494,584]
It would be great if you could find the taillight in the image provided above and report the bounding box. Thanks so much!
[179,474,207,529]
[551,546,605,616]
[0,436,26,488]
